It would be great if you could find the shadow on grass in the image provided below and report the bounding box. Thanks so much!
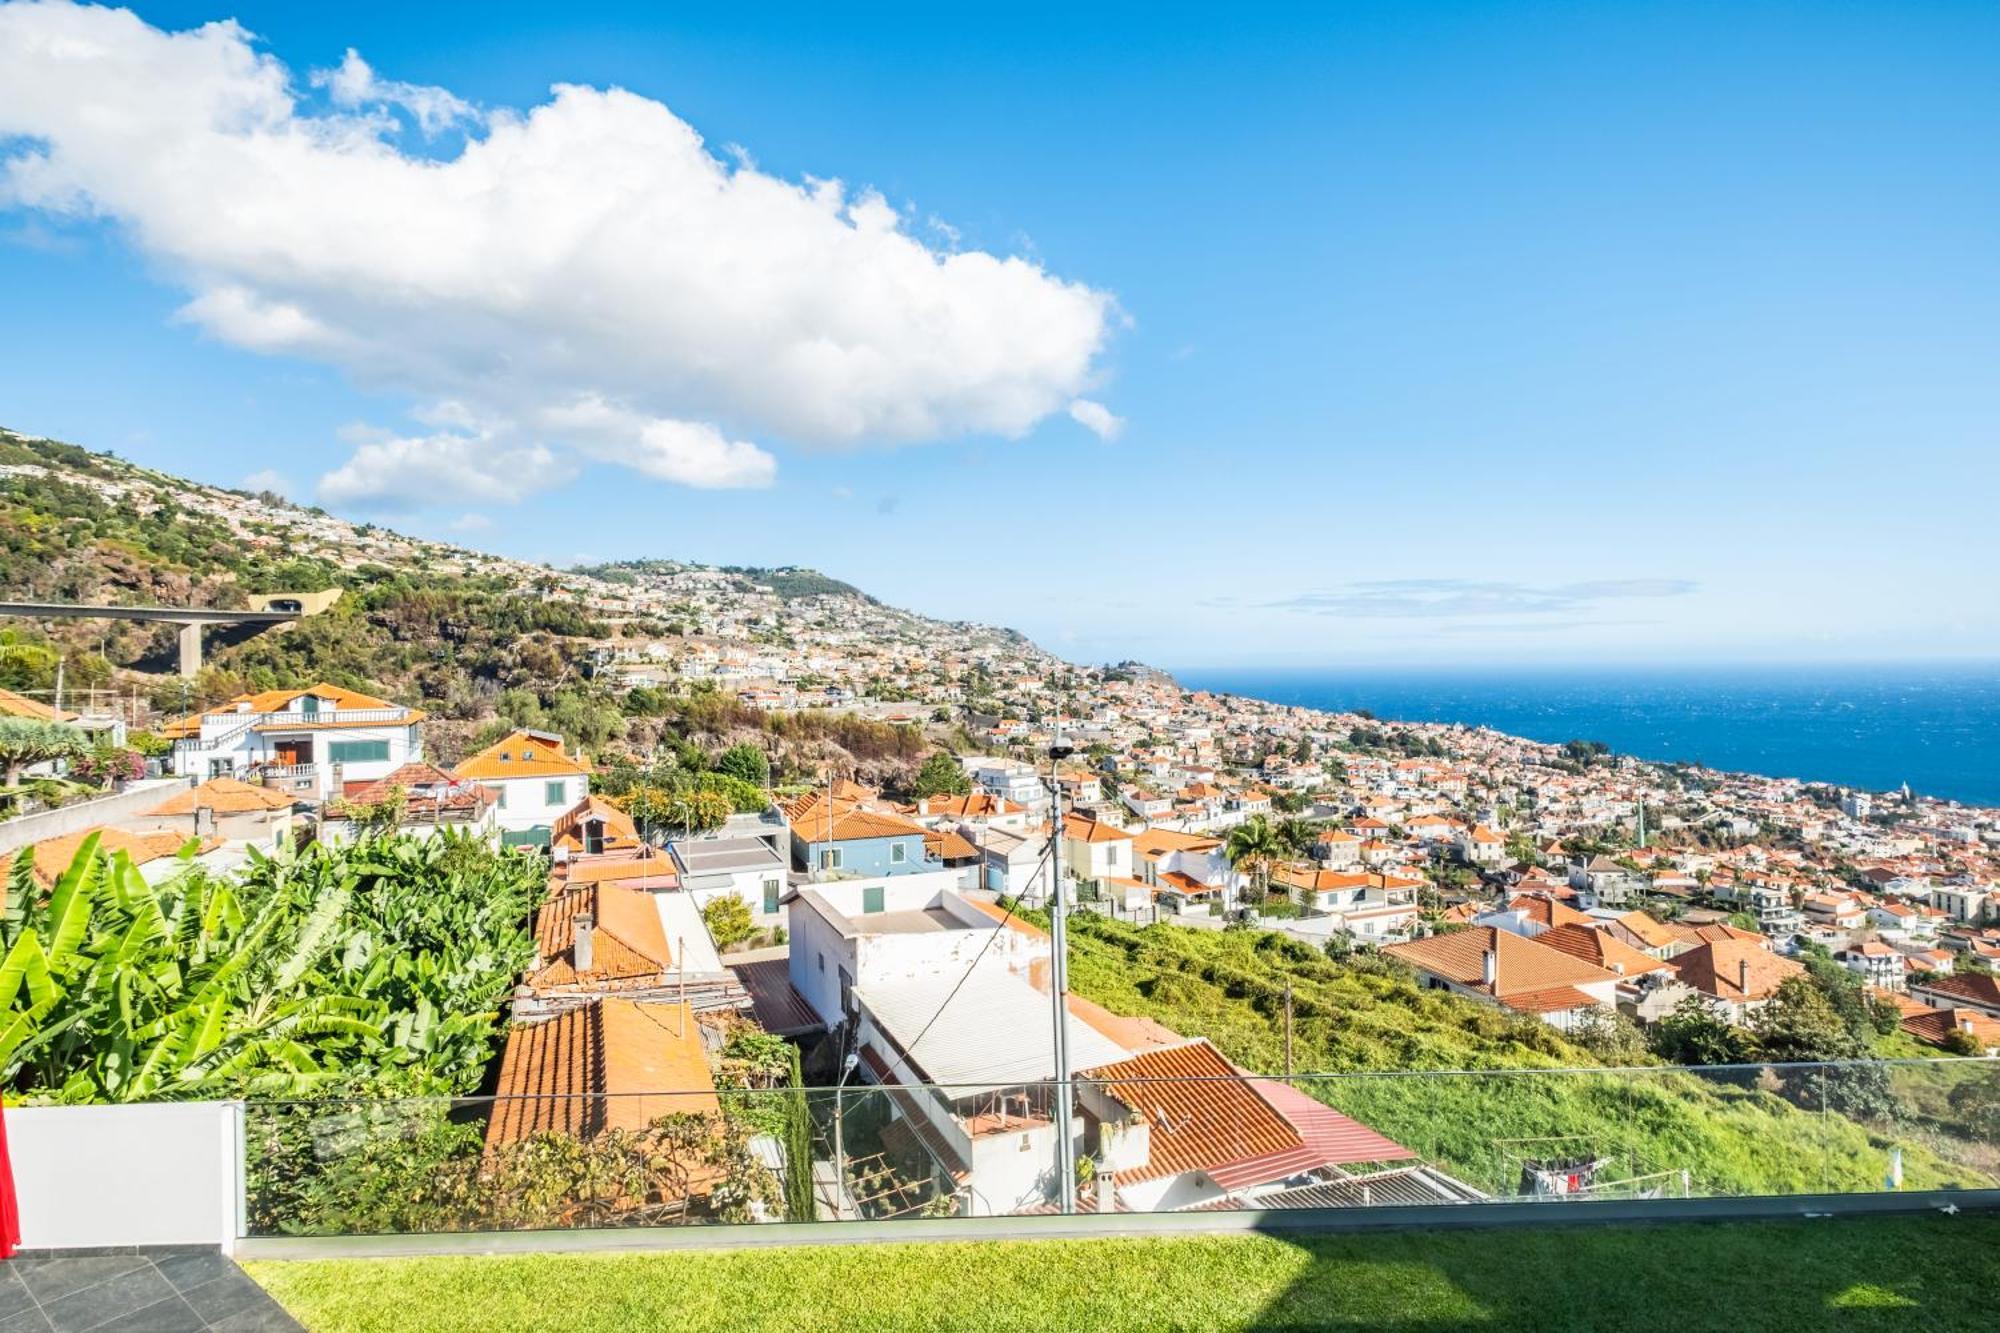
[1243,1213,2000,1332]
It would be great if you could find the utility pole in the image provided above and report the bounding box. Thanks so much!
[1284,980,1294,1077]
[53,657,64,717]
[1047,707,1077,1215]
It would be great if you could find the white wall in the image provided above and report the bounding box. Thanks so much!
[9,1101,243,1251]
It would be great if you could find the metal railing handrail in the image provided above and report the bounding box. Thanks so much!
[236,1053,2000,1108]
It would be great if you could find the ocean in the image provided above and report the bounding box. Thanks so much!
[1172,663,2000,809]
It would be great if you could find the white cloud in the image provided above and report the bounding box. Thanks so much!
[316,426,574,509]
[447,511,493,532]
[537,397,775,490]
[0,1,1120,509]
[240,467,290,496]
[1068,398,1125,441]
[311,48,474,136]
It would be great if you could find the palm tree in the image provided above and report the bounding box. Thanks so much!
[0,718,86,787]
[1224,815,1284,912]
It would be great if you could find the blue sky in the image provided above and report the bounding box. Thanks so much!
[3,1,1998,670]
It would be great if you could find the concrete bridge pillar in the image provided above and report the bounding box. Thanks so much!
[177,621,203,678]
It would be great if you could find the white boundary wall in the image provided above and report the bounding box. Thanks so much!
[9,1101,244,1251]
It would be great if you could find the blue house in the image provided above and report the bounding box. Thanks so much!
[787,796,936,881]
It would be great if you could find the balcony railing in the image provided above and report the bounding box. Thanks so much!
[180,708,415,749]
[238,1057,2000,1239]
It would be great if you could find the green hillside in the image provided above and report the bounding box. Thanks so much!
[1061,916,1994,1197]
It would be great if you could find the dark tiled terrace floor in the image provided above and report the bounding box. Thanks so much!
[0,1249,300,1332]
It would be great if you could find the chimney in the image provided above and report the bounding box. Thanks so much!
[1960,1014,1975,1034]
[1482,947,1497,988]
[1737,957,1750,994]
[575,910,595,973]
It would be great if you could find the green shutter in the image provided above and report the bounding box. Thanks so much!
[862,885,885,914]
[545,780,566,806]
[328,739,390,764]
[762,880,781,914]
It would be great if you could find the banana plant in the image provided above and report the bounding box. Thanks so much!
[1,828,545,1104]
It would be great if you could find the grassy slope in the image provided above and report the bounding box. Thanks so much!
[1061,916,1988,1195]
[250,1216,2000,1333]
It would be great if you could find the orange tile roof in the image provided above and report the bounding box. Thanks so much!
[1063,813,1134,844]
[528,880,674,991]
[908,791,1021,819]
[1667,938,1804,1003]
[1535,923,1673,978]
[162,683,421,735]
[924,828,982,861]
[0,686,76,723]
[486,1000,719,1149]
[1383,927,1619,999]
[1081,1040,1303,1185]
[1913,972,2000,1009]
[1901,1006,2000,1049]
[0,826,220,887]
[145,776,295,816]
[1507,894,1594,930]
[1131,827,1223,858]
[1272,865,1372,895]
[454,729,590,780]
[558,848,682,888]
[1611,910,1680,951]
[791,804,928,844]
[552,795,642,854]
[330,763,493,817]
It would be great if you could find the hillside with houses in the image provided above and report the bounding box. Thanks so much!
[3,426,1999,1228]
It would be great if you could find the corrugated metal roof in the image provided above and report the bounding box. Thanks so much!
[855,964,1128,1092]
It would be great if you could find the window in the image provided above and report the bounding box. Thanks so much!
[328,739,390,764]
[495,785,507,809]
[545,780,567,806]
[762,879,781,914]
[862,885,885,915]
[299,695,320,716]
[890,842,908,864]
[819,848,842,871]
[817,952,825,973]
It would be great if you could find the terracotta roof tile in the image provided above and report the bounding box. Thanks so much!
[1383,927,1619,999]
[1081,1040,1303,1186]
[454,729,589,780]
[486,999,718,1149]
[146,776,296,816]
[1666,938,1803,1003]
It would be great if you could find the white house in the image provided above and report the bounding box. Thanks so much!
[165,682,422,800]
[670,833,792,927]
[452,729,591,847]
[1062,813,1136,892]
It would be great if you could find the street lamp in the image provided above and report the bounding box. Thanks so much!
[832,1050,860,1220]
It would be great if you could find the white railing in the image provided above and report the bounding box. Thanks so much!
[181,708,415,749]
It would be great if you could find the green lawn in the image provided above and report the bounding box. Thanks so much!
[251,1215,2000,1332]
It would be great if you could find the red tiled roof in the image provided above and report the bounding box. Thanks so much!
[485,999,718,1149]
[1081,1040,1302,1186]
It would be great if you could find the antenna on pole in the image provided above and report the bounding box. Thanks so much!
[1047,695,1077,1215]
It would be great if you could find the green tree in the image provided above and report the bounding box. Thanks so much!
[713,743,771,789]
[1225,815,1285,907]
[1650,996,1755,1066]
[0,718,86,787]
[701,896,756,951]
[910,751,972,799]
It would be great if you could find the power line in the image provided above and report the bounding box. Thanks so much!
[889,833,1058,1060]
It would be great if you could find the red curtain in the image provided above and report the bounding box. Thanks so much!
[0,1101,19,1258]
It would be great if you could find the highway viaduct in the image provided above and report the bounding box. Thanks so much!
[0,601,300,677]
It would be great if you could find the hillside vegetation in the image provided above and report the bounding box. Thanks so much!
[1061,916,1994,1196]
